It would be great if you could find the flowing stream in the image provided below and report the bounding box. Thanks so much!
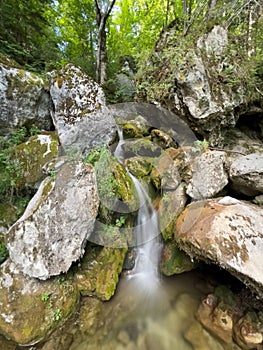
[1,125,222,350]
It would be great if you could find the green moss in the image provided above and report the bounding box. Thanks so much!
[75,245,127,300]
[122,122,143,139]
[160,241,197,276]
[14,132,59,187]
[125,156,153,178]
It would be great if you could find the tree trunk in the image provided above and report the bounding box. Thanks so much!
[95,0,116,85]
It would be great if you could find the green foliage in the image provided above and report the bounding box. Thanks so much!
[0,126,41,201]
[115,216,126,228]
[85,147,119,201]
[194,139,210,152]
[41,292,51,302]
[53,308,62,321]
[15,196,30,216]
[0,240,9,264]
[0,0,61,72]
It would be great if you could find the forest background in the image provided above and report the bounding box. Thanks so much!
[0,0,262,101]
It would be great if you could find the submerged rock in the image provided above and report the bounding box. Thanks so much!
[175,197,263,298]
[0,259,79,345]
[229,153,263,196]
[7,161,99,280]
[49,64,116,155]
[0,60,52,135]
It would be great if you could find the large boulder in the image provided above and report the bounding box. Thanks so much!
[186,150,228,200]
[0,259,79,345]
[7,161,99,280]
[0,58,53,135]
[49,64,116,155]
[229,153,263,196]
[175,197,263,297]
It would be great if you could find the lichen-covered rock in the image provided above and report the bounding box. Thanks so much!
[0,259,79,345]
[175,197,263,298]
[7,161,99,280]
[186,151,228,200]
[49,64,116,155]
[0,62,52,135]
[75,245,127,300]
[229,153,263,196]
[14,132,59,187]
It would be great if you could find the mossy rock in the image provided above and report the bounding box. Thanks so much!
[95,149,139,212]
[14,132,59,187]
[0,260,79,345]
[160,241,198,276]
[122,122,143,139]
[75,244,127,300]
[122,138,162,158]
[125,156,153,178]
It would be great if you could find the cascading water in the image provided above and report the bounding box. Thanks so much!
[114,125,162,291]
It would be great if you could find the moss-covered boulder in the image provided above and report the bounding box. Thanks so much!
[0,260,79,345]
[75,245,127,301]
[160,241,197,276]
[0,59,53,136]
[14,132,59,187]
[93,148,139,212]
[0,204,18,231]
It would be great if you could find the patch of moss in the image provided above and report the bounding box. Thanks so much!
[160,241,197,276]
[75,245,127,300]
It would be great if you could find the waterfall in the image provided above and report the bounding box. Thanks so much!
[114,125,162,291]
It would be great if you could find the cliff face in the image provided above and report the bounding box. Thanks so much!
[136,24,263,146]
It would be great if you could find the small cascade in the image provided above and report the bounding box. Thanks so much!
[114,124,162,291]
[114,124,125,161]
[129,173,161,284]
